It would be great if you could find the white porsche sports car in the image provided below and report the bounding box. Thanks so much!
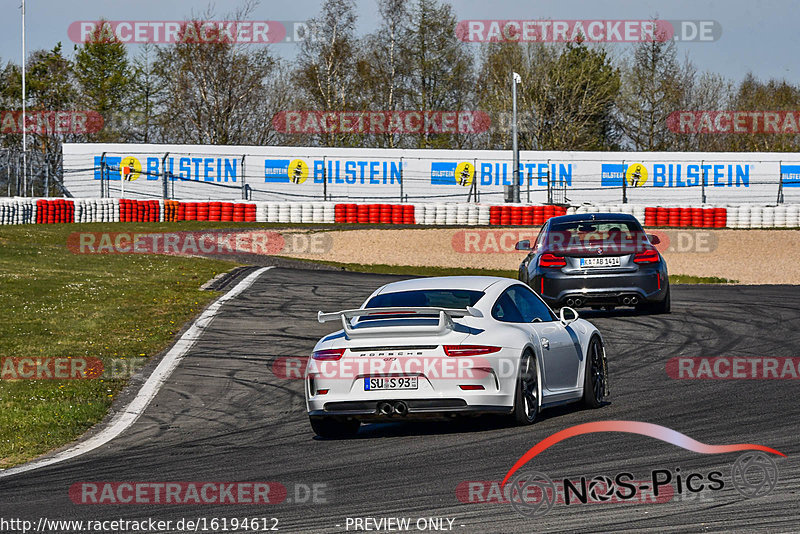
[306,276,608,438]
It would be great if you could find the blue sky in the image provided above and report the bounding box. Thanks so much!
[1,0,795,83]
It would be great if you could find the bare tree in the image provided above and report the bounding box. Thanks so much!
[356,0,410,148]
[616,24,686,150]
[402,0,476,149]
[154,4,284,145]
[295,0,361,147]
[726,74,800,152]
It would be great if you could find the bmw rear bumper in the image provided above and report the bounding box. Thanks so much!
[535,266,668,307]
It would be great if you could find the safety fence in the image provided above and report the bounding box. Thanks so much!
[1,198,799,229]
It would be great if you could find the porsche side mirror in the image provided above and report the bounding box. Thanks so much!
[559,306,579,326]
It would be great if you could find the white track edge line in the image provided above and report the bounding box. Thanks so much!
[0,266,273,479]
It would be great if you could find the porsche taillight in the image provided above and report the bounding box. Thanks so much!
[312,348,346,360]
[443,345,501,357]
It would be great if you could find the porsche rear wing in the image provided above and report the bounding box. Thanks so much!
[317,306,483,338]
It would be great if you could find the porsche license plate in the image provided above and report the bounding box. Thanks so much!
[580,257,621,268]
[364,377,418,390]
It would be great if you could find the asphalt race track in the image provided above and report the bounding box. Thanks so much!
[1,268,799,533]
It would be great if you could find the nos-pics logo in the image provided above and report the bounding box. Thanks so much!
[501,421,784,518]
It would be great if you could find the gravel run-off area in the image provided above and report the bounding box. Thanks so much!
[281,228,800,285]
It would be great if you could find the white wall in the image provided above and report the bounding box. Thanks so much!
[62,143,800,204]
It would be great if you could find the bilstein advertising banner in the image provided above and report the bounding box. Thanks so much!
[62,143,799,204]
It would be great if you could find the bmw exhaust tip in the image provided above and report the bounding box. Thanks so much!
[622,297,631,305]
[393,401,409,417]
[572,298,583,307]
[377,401,394,416]
[566,298,575,307]
[630,296,639,305]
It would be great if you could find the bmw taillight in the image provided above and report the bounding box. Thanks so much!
[443,345,501,357]
[312,348,345,360]
[633,249,660,264]
[539,253,567,268]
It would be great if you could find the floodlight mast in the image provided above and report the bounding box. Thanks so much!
[21,0,27,196]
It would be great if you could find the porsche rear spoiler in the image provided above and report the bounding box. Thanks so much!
[317,306,483,338]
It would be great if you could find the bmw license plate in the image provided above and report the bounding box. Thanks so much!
[364,377,418,391]
[580,257,621,268]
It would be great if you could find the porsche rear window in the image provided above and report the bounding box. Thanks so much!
[365,290,484,309]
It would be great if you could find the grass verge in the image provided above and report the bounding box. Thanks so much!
[0,223,238,468]
[668,274,738,284]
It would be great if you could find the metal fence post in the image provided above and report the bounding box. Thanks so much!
[622,160,627,204]
[473,158,479,203]
[241,155,246,199]
[161,152,170,200]
[527,169,532,203]
[322,156,327,201]
[99,152,107,198]
[777,161,784,204]
[399,157,404,202]
[701,159,707,204]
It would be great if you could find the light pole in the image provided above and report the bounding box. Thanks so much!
[511,71,522,203]
[21,0,27,197]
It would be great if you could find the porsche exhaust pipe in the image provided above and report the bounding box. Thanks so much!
[377,401,394,416]
[393,401,409,417]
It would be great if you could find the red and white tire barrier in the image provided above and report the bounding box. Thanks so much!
[34,199,74,224]
[1,198,800,228]
[73,199,118,223]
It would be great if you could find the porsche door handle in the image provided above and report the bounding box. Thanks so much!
[541,337,550,350]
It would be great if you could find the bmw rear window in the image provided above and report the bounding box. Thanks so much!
[547,220,649,253]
